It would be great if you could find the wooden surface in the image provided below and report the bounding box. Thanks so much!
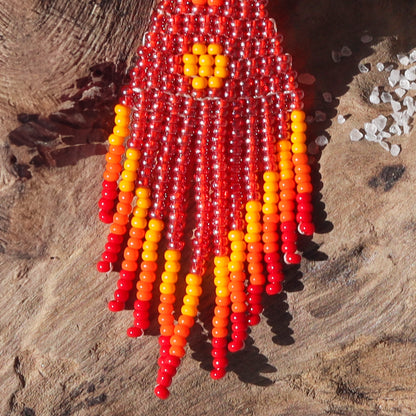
[1,1,416,415]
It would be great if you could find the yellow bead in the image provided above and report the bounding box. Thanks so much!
[183,53,198,64]
[115,104,130,116]
[142,241,158,252]
[126,148,141,161]
[199,54,214,66]
[145,229,162,242]
[245,211,261,223]
[132,206,147,218]
[142,250,157,262]
[228,230,244,241]
[114,114,129,127]
[208,76,224,89]
[262,203,278,215]
[279,151,292,161]
[186,285,202,297]
[199,65,214,77]
[184,63,199,77]
[108,134,124,146]
[277,140,292,152]
[291,109,306,122]
[214,267,229,277]
[263,192,279,204]
[247,222,262,234]
[207,43,223,55]
[181,304,198,317]
[123,159,139,171]
[165,261,181,273]
[263,171,279,182]
[185,274,202,286]
[291,132,307,144]
[280,170,294,180]
[214,66,229,78]
[215,55,229,67]
[244,233,261,243]
[246,200,262,212]
[148,219,164,231]
[231,241,246,252]
[228,261,244,272]
[230,251,246,262]
[131,216,147,229]
[136,187,151,199]
[183,295,199,307]
[119,180,135,192]
[162,271,178,283]
[121,170,137,182]
[164,250,181,261]
[192,76,208,90]
[136,198,151,209]
[263,182,279,193]
[160,283,176,295]
[279,160,293,171]
[291,122,307,133]
[216,286,230,297]
[113,125,129,137]
[192,43,207,55]
[214,276,229,287]
[214,256,229,267]
[292,143,307,154]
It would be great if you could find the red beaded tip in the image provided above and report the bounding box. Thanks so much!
[127,326,143,338]
[97,261,110,273]
[108,300,125,312]
[210,368,226,380]
[154,384,170,400]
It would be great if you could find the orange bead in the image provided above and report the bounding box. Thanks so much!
[174,324,190,338]
[192,0,207,4]
[119,191,134,204]
[291,122,307,133]
[278,151,293,161]
[124,247,138,261]
[280,189,297,201]
[212,316,228,328]
[139,271,156,283]
[291,132,307,144]
[122,260,137,271]
[297,182,313,193]
[103,170,119,182]
[106,162,122,173]
[136,281,152,292]
[160,293,176,305]
[141,261,157,272]
[263,213,280,223]
[109,145,125,155]
[292,143,307,154]
[158,313,174,326]
[137,291,152,301]
[279,170,294,180]
[115,104,130,116]
[228,281,245,292]
[280,211,296,222]
[279,160,294,171]
[214,306,229,318]
[129,228,145,239]
[212,327,228,338]
[207,0,223,5]
[231,302,247,313]
[161,325,174,337]
[279,179,296,190]
[117,202,131,216]
[105,153,121,164]
[250,273,266,285]
[247,241,263,253]
[110,223,127,235]
[113,213,129,225]
[229,271,246,282]
[248,262,263,274]
[277,140,292,152]
[295,164,311,175]
[169,345,185,358]
[178,314,194,328]
[292,153,309,165]
[278,200,295,212]
[215,296,231,306]
[127,237,142,250]
[296,174,312,184]
[262,232,279,243]
[158,303,174,315]
[246,252,263,263]
[263,242,280,254]
[230,291,246,303]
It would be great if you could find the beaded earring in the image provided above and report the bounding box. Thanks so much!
[97,0,315,399]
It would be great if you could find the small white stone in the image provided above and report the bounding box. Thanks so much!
[364,122,377,135]
[322,92,333,103]
[388,69,401,87]
[361,34,373,43]
[397,54,410,66]
[365,132,377,142]
[359,63,370,73]
[399,78,411,90]
[350,128,363,141]
[391,100,401,112]
[298,73,316,85]
[376,62,385,72]
[410,50,416,63]
[389,123,402,136]
[385,65,394,72]
[404,67,416,81]
[369,94,380,104]
[390,144,401,156]
[372,115,387,131]
[380,131,392,139]
[395,87,406,98]
[337,114,346,124]
[340,46,352,57]
[381,92,392,103]
[379,141,390,151]
[331,50,341,63]
[410,82,416,90]
[314,110,327,122]
[315,135,329,146]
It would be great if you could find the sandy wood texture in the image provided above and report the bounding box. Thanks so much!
[1,1,416,415]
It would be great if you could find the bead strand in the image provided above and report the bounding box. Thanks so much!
[211,256,230,380]
[98,104,130,224]
[227,230,248,352]
[290,110,315,237]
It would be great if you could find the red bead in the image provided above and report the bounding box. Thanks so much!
[249,303,263,315]
[127,326,143,338]
[284,253,301,264]
[99,197,114,210]
[248,294,262,304]
[108,233,124,244]
[99,210,113,224]
[268,271,285,283]
[213,357,228,369]
[281,232,297,243]
[108,300,124,312]
[247,314,261,326]
[210,368,226,380]
[105,242,121,253]
[212,337,228,348]
[211,347,227,358]
[134,300,151,310]
[281,242,297,254]
[161,363,177,377]
[156,372,172,387]
[231,331,247,341]
[120,270,136,280]
[298,202,313,213]
[230,313,246,324]
[154,385,170,400]
[228,340,244,353]
[164,355,181,368]
[280,221,297,233]
[134,318,150,330]
[299,222,315,236]
[247,284,263,294]
[102,188,118,200]
[158,336,171,346]
[266,283,283,295]
[114,289,129,303]
[264,252,281,264]
[296,212,313,223]
[97,261,110,273]
[102,251,117,263]
[117,279,133,291]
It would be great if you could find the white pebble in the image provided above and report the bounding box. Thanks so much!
[391,100,401,112]
[315,135,329,146]
[322,92,333,103]
[350,128,363,141]
[298,73,316,85]
[390,144,401,156]
[389,123,402,136]
[364,122,377,135]
[388,69,401,87]
[410,82,416,90]
[376,63,385,71]
[369,94,380,104]
[314,110,327,122]
[385,65,394,72]
[331,50,341,63]
[399,78,410,90]
[337,114,346,124]
[410,50,416,63]
[365,132,377,142]
[372,115,387,131]
[404,67,416,81]
[395,87,406,98]
[397,54,410,66]
[381,92,392,103]
[359,63,370,73]
[379,141,390,151]
[361,34,373,43]
[340,46,352,57]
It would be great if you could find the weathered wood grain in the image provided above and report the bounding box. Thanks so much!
[1,1,416,415]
